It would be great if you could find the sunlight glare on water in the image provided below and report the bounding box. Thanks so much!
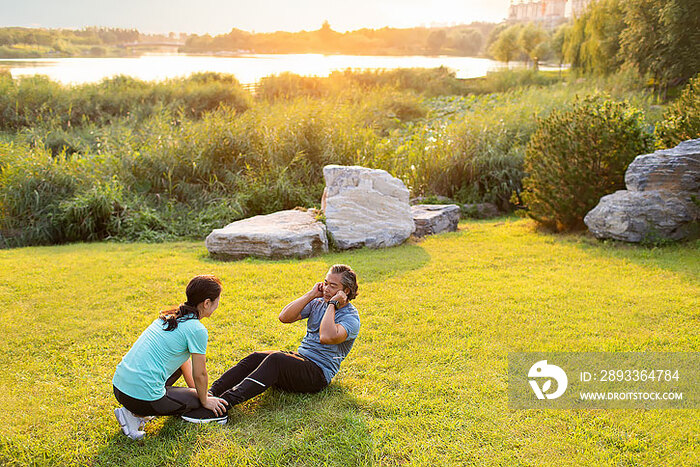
[0,53,512,85]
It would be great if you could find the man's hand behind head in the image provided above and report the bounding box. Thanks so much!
[310,282,324,299]
[331,290,348,308]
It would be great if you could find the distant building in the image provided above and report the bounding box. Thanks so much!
[565,0,595,17]
[508,0,594,28]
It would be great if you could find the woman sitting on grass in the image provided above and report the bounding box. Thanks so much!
[112,275,229,440]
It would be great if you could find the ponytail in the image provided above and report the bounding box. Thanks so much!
[159,303,200,331]
[159,275,222,331]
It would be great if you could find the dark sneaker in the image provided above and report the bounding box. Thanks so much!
[181,407,228,425]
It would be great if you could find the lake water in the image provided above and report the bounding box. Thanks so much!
[0,53,517,85]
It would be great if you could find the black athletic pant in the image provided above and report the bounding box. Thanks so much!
[210,351,328,407]
[113,369,201,417]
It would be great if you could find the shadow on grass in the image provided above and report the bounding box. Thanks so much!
[227,384,373,465]
[93,385,372,466]
[555,233,700,284]
[93,417,202,466]
[322,243,431,284]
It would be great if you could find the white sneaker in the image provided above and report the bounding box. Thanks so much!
[114,407,146,440]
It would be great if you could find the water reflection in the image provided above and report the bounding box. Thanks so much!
[0,53,518,85]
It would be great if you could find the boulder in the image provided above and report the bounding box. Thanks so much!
[411,204,461,237]
[206,209,328,260]
[625,139,700,193]
[323,165,414,249]
[585,139,700,243]
[584,191,696,242]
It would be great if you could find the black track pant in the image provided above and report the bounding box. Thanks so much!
[113,369,201,417]
[210,351,328,407]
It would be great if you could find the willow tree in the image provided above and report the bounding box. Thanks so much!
[518,23,548,70]
[621,0,700,93]
[563,0,625,75]
[489,25,521,65]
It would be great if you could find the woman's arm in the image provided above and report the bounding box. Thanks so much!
[180,358,195,388]
[191,353,228,415]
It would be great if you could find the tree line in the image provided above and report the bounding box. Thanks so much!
[0,23,497,59]
[182,21,495,56]
[489,0,699,91]
[0,27,181,58]
[0,27,140,47]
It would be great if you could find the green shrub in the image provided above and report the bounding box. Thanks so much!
[257,73,328,100]
[354,67,466,97]
[655,75,700,149]
[389,123,524,209]
[463,69,562,94]
[0,73,251,130]
[445,124,525,209]
[56,181,124,242]
[521,95,654,231]
[120,203,172,242]
[173,73,251,118]
[379,85,578,210]
[257,68,469,101]
[0,145,78,245]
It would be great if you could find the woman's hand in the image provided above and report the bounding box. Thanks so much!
[202,396,229,416]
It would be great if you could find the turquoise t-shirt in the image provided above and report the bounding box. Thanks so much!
[297,298,360,383]
[112,317,208,401]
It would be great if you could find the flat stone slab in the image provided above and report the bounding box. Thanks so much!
[206,209,328,260]
[323,165,414,249]
[412,204,460,237]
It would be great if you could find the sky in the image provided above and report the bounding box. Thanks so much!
[0,0,511,34]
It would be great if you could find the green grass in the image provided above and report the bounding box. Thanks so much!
[0,218,698,466]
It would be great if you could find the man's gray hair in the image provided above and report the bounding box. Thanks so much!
[329,264,358,301]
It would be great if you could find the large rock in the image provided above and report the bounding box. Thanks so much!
[323,165,414,249]
[625,139,700,193]
[584,191,696,242]
[411,204,460,237]
[206,209,328,260]
[585,139,700,243]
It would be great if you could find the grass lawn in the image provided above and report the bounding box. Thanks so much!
[0,218,697,466]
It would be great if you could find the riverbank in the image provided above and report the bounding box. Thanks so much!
[0,47,495,60]
[0,44,137,59]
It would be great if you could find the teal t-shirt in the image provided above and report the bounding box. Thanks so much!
[112,317,208,401]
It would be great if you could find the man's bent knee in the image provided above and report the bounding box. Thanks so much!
[263,351,287,365]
